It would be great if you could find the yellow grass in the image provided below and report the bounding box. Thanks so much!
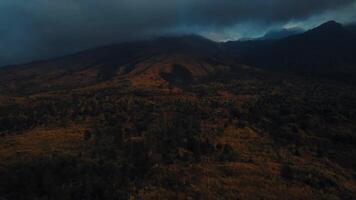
[0,125,85,160]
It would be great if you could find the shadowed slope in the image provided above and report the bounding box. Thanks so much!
[0,35,240,94]
[225,21,356,81]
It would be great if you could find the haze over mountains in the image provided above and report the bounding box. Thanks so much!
[261,27,305,40]
[1,20,356,95]
[3,0,356,67]
[239,27,305,41]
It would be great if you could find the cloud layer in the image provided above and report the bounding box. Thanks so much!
[1,0,355,66]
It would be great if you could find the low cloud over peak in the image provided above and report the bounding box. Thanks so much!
[1,0,355,66]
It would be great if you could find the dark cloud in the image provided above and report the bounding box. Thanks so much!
[1,0,355,66]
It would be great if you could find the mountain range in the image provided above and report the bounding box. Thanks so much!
[1,21,356,95]
[1,21,356,199]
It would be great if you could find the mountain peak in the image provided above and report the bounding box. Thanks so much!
[312,20,343,32]
[322,20,341,26]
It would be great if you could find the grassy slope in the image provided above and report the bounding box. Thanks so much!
[1,75,355,199]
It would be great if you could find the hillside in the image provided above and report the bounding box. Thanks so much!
[0,35,240,95]
[1,23,356,200]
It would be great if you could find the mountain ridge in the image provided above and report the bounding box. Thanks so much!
[225,20,356,81]
[0,35,241,94]
[2,20,356,95]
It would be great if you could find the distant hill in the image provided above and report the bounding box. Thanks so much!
[261,27,305,40]
[236,27,304,41]
[225,21,356,81]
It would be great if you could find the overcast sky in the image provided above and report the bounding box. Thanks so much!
[1,0,356,67]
